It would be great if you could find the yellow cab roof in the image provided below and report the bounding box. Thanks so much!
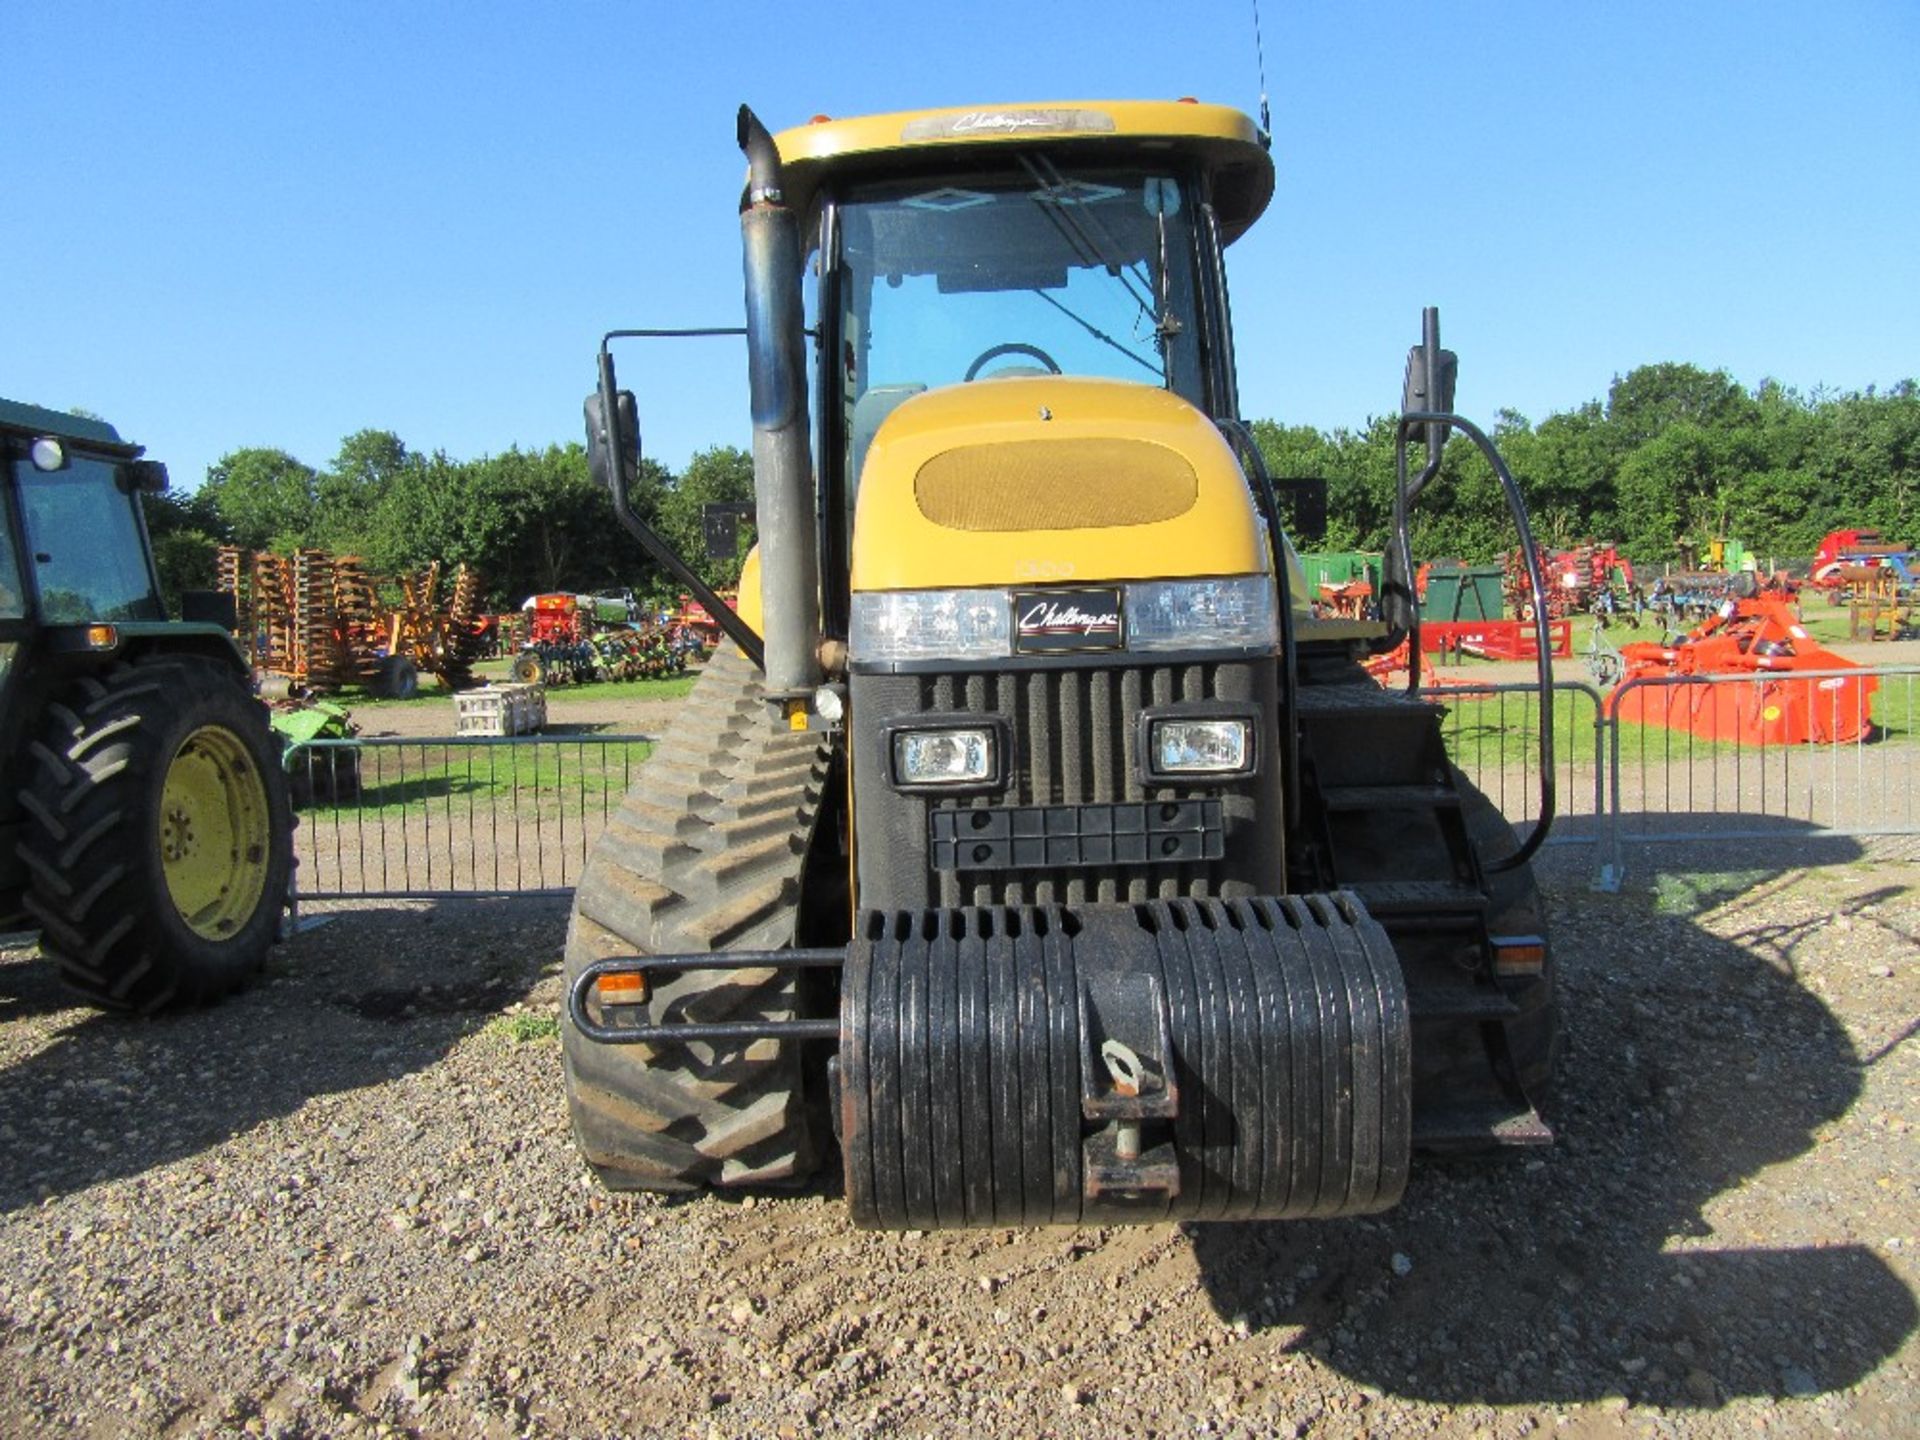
[771,100,1274,244]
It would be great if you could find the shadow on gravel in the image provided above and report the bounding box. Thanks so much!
[0,897,562,1214]
[1191,818,1918,1408]
[0,951,84,1027]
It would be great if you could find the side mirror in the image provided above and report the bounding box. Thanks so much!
[1273,477,1328,544]
[1401,344,1458,418]
[702,501,755,561]
[583,389,639,492]
[124,460,170,494]
[180,588,239,631]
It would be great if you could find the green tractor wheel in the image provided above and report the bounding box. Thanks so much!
[18,657,295,1012]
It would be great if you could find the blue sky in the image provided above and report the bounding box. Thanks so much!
[7,2,1915,489]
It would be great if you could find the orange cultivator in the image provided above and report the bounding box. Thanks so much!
[1611,598,1878,745]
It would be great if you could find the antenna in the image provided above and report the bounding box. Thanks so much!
[1250,0,1272,150]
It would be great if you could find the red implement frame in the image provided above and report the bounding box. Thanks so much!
[1420,618,1572,661]
[1611,598,1878,745]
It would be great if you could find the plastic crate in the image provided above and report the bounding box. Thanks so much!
[454,683,547,737]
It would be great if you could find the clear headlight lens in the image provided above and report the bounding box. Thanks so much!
[893,727,996,786]
[1124,576,1277,653]
[850,589,1012,664]
[852,576,1276,663]
[1151,718,1251,774]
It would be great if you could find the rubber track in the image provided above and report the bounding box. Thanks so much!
[561,648,832,1190]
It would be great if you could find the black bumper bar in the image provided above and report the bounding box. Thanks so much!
[566,950,845,1045]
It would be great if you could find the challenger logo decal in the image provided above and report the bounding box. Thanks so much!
[1012,588,1124,653]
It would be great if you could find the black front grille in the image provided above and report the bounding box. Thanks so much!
[853,661,1281,911]
[922,665,1220,806]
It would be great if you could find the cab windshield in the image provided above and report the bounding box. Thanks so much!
[0,474,24,621]
[13,456,163,623]
[833,162,1206,482]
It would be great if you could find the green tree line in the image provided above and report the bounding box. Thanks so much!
[1252,364,1918,565]
[145,433,755,612]
[149,363,1917,611]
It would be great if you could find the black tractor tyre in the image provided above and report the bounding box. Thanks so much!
[18,656,295,1012]
[510,651,543,686]
[1455,769,1560,1101]
[561,647,832,1191]
[377,655,420,700]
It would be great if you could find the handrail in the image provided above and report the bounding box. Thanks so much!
[1394,409,1556,873]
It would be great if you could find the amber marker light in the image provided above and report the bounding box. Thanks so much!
[87,625,119,650]
[597,972,648,1004]
[1491,936,1547,977]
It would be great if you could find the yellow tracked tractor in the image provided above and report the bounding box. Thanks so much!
[562,101,1560,1226]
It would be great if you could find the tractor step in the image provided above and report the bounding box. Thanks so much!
[1347,880,1487,919]
[1294,684,1446,718]
[1319,784,1462,812]
[1405,981,1519,1021]
[1412,1101,1554,1150]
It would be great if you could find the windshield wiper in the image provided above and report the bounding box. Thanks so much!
[1026,287,1163,377]
[1018,154,1158,319]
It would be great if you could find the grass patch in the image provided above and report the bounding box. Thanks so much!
[1430,670,1915,770]
[339,665,699,717]
[1649,868,1775,917]
[1436,684,1603,770]
[559,672,699,704]
[297,739,654,819]
[484,1010,560,1045]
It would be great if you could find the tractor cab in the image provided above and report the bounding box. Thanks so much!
[0,399,168,637]
[775,103,1276,629]
[0,400,292,1011]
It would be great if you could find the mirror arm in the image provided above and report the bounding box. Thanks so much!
[594,339,767,670]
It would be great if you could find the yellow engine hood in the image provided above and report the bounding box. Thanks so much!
[849,378,1266,592]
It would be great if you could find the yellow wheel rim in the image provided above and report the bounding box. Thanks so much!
[159,725,273,940]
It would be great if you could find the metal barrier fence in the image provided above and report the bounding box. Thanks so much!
[285,665,1917,901]
[1427,679,1607,840]
[1600,665,1920,887]
[287,734,655,900]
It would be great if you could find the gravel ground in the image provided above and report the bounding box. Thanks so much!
[10,667,1912,1437]
[2,841,1914,1439]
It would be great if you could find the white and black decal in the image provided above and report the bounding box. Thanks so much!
[1012,587,1124,653]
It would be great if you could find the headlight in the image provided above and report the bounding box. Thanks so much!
[893,727,997,786]
[1125,576,1277,653]
[850,589,1012,664]
[1150,718,1251,774]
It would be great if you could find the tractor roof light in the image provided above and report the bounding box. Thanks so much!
[87,625,119,650]
[29,437,67,472]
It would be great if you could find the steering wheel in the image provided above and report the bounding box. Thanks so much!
[963,342,1063,382]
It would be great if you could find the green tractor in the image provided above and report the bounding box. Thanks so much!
[0,400,293,1011]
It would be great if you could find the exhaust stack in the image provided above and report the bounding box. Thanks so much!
[738,105,823,695]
